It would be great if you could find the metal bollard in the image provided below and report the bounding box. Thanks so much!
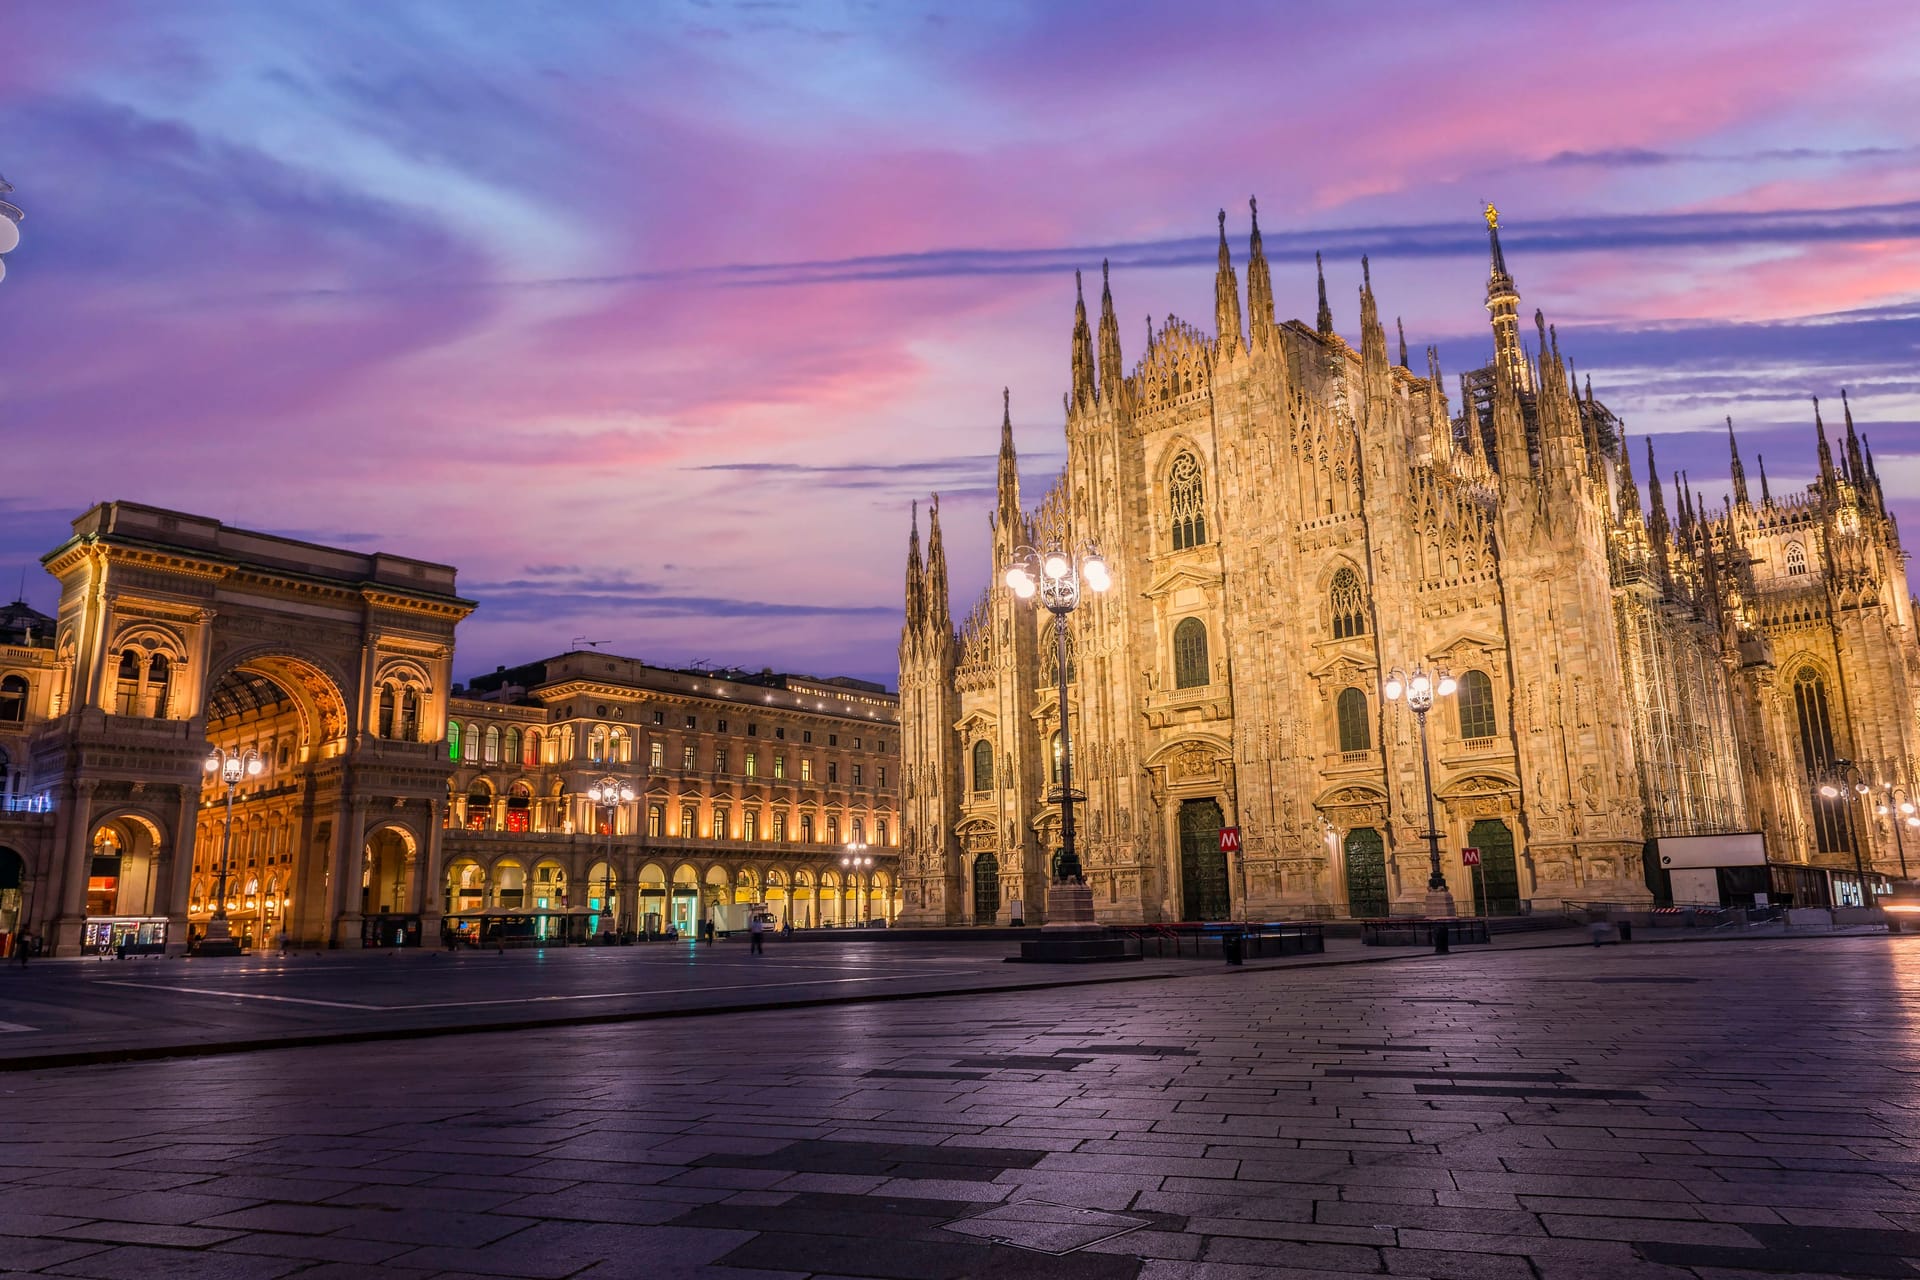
[1433,923,1450,954]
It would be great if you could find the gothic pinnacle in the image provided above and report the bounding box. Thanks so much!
[1398,318,1408,368]
[1315,251,1333,337]
[1727,415,1749,507]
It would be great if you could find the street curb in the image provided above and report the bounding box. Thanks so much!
[0,927,1895,1074]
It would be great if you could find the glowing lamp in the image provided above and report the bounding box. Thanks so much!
[1383,674,1404,701]
[1436,673,1458,697]
[1820,783,1840,798]
[1043,553,1069,579]
[1083,556,1110,592]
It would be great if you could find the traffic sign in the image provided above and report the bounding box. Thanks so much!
[1461,846,1482,866]
[1219,826,1241,853]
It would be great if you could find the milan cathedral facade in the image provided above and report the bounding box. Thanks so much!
[897,203,1920,925]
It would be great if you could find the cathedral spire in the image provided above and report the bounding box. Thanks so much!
[1842,389,1867,491]
[1214,208,1243,354]
[1616,433,1641,520]
[1096,259,1125,397]
[1727,416,1750,507]
[1397,318,1409,369]
[1646,439,1672,582]
[1358,255,1388,377]
[904,501,925,632]
[1864,435,1888,517]
[1315,251,1333,338]
[924,493,950,632]
[1814,396,1838,500]
[1757,453,1772,505]
[1245,196,1275,347]
[1484,202,1529,392]
[1070,271,1094,409]
[995,388,1021,532]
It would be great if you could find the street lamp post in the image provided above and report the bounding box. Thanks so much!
[202,746,263,955]
[586,776,633,940]
[841,843,872,923]
[1383,663,1458,917]
[1003,543,1110,929]
[1871,778,1918,881]
[1815,758,1875,904]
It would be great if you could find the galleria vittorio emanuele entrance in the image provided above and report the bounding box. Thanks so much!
[14,502,470,954]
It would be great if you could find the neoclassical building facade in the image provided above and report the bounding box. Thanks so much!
[439,655,900,938]
[0,504,900,954]
[898,204,1920,925]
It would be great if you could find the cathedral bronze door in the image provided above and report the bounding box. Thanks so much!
[1344,828,1388,918]
[1177,799,1231,921]
[1468,819,1521,915]
[971,852,1000,925]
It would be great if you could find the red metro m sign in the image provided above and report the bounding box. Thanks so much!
[1219,827,1241,854]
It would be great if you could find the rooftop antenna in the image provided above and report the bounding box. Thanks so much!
[570,636,610,650]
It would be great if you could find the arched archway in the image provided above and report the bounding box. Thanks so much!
[88,812,166,919]
[199,653,353,947]
[670,863,700,935]
[636,862,668,935]
[362,824,417,917]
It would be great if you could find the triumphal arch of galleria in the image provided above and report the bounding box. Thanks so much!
[0,502,469,955]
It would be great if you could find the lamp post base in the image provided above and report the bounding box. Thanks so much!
[197,917,242,957]
[1042,881,1099,931]
[1424,886,1458,918]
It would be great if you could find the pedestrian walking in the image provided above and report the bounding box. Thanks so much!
[277,928,289,957]
[749,912,765,956]
[13,934,26,967]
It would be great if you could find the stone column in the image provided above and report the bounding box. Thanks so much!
[52,778,98,955]
[329,796,370,948]
[419,799,446,939]
[160,781,199,954]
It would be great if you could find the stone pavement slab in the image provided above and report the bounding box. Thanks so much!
[2,936,1919,1277]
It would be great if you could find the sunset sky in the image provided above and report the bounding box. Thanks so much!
[4,1,1918,686]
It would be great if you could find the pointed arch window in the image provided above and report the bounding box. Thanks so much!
[1169,451,1207,550]
[1173,617,1209,689]
[1785,541,1808,576]
[1456,670,1497,741]
[1794,666,1851,854]
[378,686,396,737]
[398,688,420,741]
[1330,567,1368,639]
[972,738,994,792]
[1336,687,1371,753]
